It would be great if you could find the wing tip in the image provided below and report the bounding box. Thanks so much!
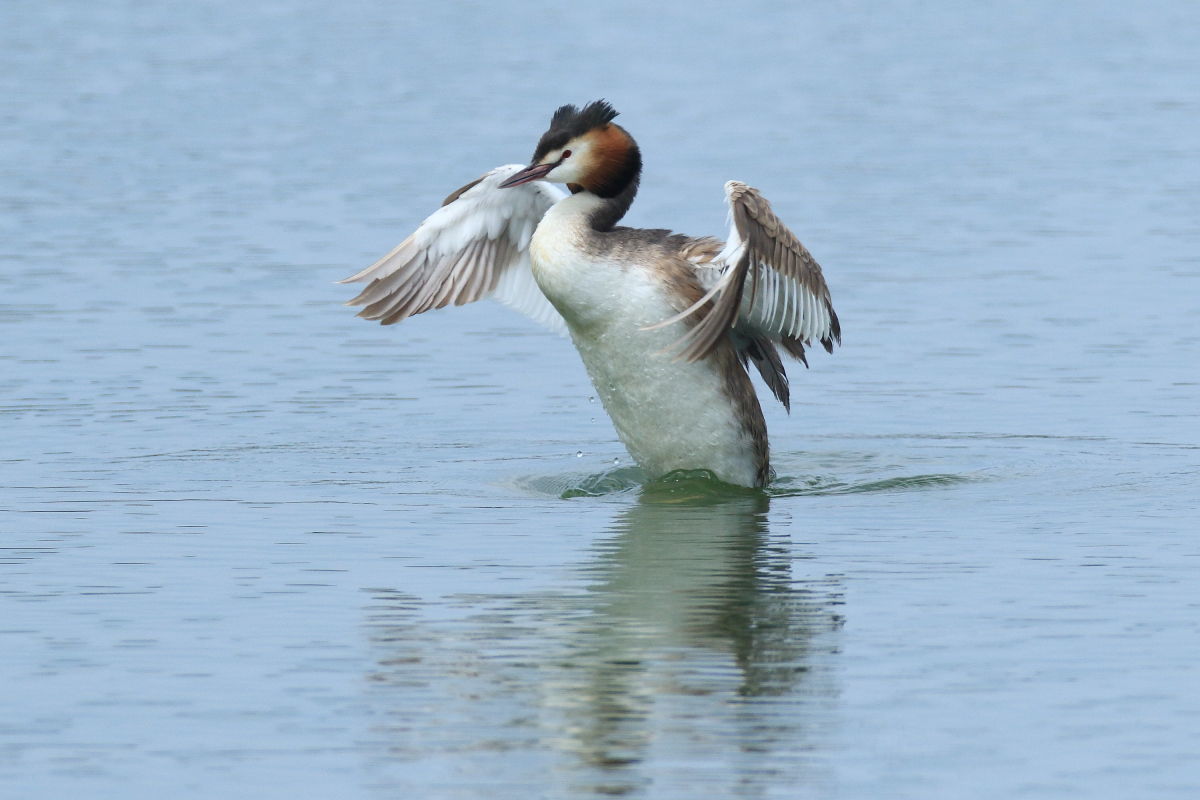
[824,306,843,352]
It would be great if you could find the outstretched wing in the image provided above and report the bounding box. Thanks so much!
[341,164,567,334]
[653,181,841,362]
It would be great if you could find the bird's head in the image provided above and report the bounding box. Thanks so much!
[500,100,641,197]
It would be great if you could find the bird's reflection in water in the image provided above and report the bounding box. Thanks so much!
[557,486,843,793]
[364,486,843,797]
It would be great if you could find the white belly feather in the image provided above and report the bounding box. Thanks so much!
[530,203,762,486]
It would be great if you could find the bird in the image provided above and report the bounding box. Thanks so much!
[341,100,840,488]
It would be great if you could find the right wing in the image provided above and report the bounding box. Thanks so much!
[651,181,841,363]
[341,164,567,334]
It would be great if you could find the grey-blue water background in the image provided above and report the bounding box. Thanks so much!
[3,1,1198,798]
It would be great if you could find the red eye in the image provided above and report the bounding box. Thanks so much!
[562,150,572,159]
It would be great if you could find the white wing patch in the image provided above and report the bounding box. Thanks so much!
[341,164,567,335]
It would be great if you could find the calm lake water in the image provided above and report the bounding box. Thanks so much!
[3,1,1198,798]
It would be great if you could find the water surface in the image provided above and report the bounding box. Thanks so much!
[3,1,1199,798]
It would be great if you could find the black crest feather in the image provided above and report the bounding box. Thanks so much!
[550,100,618,135]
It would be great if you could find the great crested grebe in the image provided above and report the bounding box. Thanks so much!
[342,100,840,488]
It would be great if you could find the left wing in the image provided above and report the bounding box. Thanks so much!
[653,181,841,362]
[341,164,567,334]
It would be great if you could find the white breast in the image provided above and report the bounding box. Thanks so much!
[529,196,763,486]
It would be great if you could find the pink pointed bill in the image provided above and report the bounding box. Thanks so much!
[499,163,556,188]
